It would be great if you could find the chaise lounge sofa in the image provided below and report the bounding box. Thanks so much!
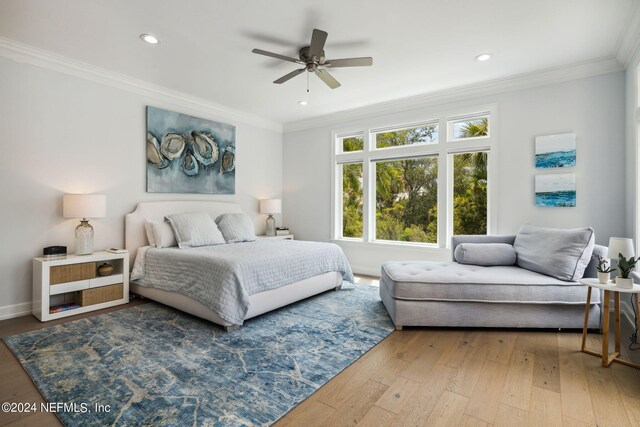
[380,226,605,330]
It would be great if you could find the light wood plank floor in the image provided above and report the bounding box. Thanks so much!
[2,276,640,426]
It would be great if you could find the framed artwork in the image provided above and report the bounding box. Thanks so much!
[535,133,576,168]
[535,173,576,207]
[146,106,236,194]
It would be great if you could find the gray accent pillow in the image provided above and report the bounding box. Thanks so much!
[454,243,517,266]
[513,224,595,281]
[215,213,256,243]
[165,213,226,249]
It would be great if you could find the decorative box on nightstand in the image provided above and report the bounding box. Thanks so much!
[256,234,294,240]
[32,251,129,321]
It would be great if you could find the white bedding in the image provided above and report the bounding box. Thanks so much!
[131,239,354,325]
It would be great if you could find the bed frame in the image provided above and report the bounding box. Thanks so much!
[125,201,343,331]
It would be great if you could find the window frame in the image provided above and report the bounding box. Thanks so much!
[331,104,497,250]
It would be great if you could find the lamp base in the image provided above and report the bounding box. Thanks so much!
[266,214,276,236]
[75,219,94,255]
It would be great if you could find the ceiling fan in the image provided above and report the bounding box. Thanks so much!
[252,29,373,90]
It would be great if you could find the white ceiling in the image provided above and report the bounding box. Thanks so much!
[0,0,636,125]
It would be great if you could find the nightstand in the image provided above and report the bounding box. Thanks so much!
[579,278,640,368]
[256,234,294,240]
[33,251,129,321]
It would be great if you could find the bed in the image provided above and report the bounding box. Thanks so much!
[125,201,353,331]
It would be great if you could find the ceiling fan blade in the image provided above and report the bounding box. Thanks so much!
[309,29,328,59]
[314,69,341,89]
[252,48,302,64]
[324,57,373,67]
[274,68,306,84]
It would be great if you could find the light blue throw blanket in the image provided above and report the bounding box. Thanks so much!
[131,240,354,325]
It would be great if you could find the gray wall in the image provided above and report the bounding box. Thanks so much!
[283,72,626,275]
[0,56,283,317]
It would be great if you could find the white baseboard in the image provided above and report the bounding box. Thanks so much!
[351,265,381,278]
[0,302,31,321]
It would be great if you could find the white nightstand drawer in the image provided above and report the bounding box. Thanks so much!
[90,274,124,289]
[50,279,90,295]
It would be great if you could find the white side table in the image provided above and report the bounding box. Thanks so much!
[256,234,294,240]
[579,278,640,368]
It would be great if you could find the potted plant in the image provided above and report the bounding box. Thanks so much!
[616,253,637,289]
[593,255,614,284]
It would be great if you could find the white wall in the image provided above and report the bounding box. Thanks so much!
[0,56,283,317]
[283,72,626,275]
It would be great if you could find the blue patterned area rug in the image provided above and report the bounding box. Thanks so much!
[4,284,393,426]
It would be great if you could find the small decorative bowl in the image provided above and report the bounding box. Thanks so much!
[97,263,114,276]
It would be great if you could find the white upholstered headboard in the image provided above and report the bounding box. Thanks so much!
[125,200,243,264]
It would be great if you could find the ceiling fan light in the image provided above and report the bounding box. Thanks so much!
[140,34,160,44]
[475,53,492,62]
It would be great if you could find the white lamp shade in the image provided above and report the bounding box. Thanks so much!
[259,199,281,214]
[607,237,635,260]
[63,194,106,219]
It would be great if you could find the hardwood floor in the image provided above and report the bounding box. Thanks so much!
[2,277,640,426]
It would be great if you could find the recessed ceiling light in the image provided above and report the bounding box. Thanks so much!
[298,101,308,106]
[475,53,492,62]
[140,34,160,44]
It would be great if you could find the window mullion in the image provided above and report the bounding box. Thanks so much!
[438,118,448,248]
[362,131,372,242]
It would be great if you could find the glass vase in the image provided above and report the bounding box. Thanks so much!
[75,219,94,255]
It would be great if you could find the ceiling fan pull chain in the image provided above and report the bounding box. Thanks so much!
[307,70,310,93]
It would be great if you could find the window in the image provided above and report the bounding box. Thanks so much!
[374,122,438,149]
[340,163,363,238]
[375,156,438,243]
[452,152,487,236]
[333,108,493,247]
[339,134,364,153]
[448,115,490,140]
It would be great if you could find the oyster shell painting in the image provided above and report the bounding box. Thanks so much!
[220,146,235,174]
[160,133,186,160]
[191,131,219,167]
[146,133,169,169]
[146,106,236,194]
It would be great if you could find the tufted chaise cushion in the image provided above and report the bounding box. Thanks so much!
[380,261,599,305]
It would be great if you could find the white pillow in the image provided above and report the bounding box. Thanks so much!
[144,220,157,247]
[166,212,226,248]
[147,220,177,248]
[215,213,256,243]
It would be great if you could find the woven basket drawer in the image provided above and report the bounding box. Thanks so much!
[50,263,96,285]
[78,284,123,307]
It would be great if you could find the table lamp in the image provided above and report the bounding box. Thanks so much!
[607,237,635,261]
[259,199,281,236]
[63,194,106,255]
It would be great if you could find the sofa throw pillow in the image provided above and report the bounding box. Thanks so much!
[454,243,517,266]
[513,224,594,281]
[165,213,226,249]
[215,213,256,243]
[147,220,178,248]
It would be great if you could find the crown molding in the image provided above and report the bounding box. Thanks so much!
[616,1,640,66]
[0,37,283,133]
[284,56,624,133]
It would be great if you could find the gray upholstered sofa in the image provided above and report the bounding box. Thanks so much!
[380,233,605,330]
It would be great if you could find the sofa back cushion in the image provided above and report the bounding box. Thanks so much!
[454,243,517,266]
[513,224,594,281]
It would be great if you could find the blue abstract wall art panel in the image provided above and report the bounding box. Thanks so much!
[535,133,576,169]
[146,106,236,194]
[535,173,576,207]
